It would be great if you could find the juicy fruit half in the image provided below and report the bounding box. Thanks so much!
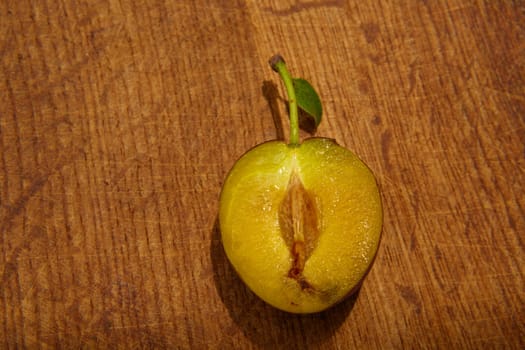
[219,138,382,313]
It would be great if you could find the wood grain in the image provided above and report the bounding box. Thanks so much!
[1,0,524,348]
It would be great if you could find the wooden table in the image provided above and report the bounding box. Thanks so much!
[1,1,524,348]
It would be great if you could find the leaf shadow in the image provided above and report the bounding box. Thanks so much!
[210,218,358,348]
[262,80,285,141]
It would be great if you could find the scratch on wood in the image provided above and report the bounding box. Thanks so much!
[0,174,49,236]
[0,141,86,283]
[381,130,392,170]
[264,0,344,16]
[1,223,47,284]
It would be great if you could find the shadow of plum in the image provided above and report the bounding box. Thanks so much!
[210,218,359,348]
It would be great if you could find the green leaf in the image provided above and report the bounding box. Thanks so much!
[292,78,323,128]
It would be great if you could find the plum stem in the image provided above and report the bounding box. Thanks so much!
[269,54,299,146]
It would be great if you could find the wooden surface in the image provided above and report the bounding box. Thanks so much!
[1,0,524,348]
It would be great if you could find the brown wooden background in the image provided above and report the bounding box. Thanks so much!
[1,0,524,348]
